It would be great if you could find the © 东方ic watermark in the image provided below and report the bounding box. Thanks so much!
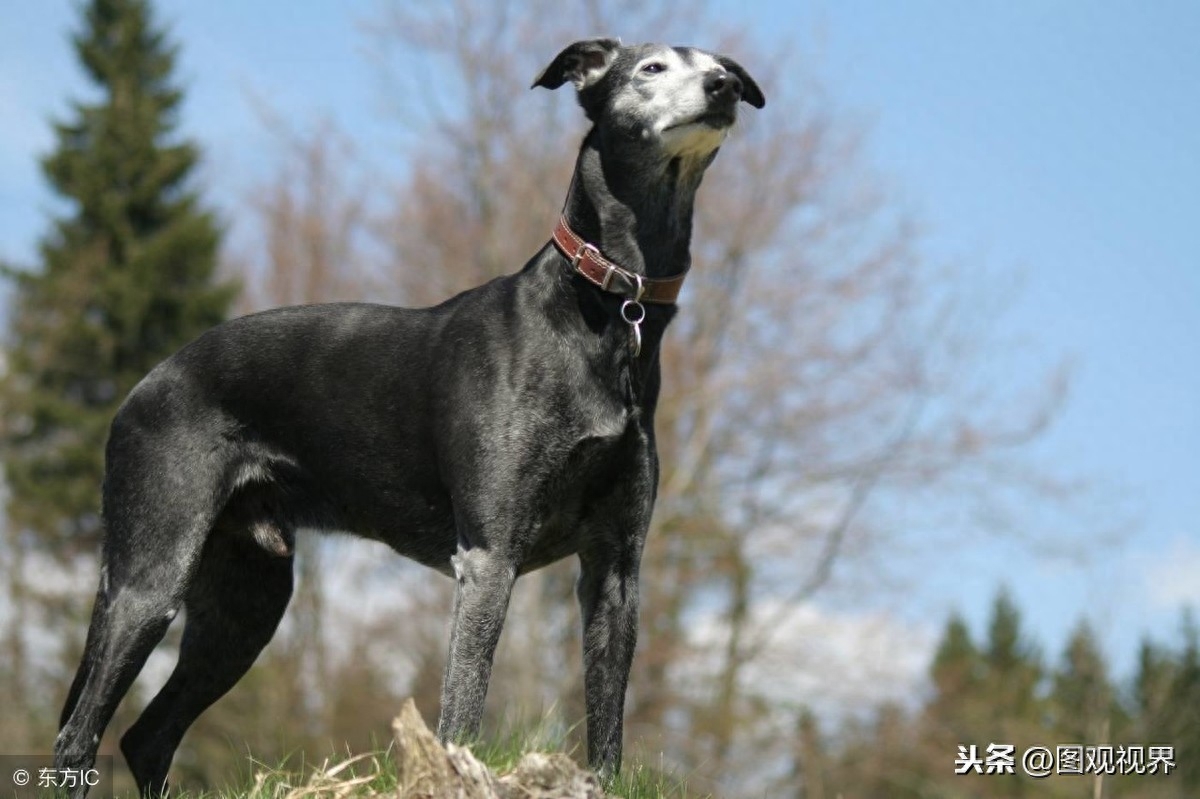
[2,755,114,798]
[955,743,1175,778]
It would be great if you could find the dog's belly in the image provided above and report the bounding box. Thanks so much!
[338,424,639,577]
[519,514,583,574]
[357,502,461,575]
[361,420,644,578]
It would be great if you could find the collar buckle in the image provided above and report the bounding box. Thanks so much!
[552,216,686,305]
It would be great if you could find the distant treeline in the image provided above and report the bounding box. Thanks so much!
[793,589,1199,799]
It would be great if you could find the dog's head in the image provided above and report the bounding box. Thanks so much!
[533,39,765,162]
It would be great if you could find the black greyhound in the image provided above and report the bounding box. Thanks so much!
[53,38,764,797]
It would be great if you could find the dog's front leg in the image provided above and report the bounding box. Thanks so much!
[436,544,517,745]
[577,529,646,779]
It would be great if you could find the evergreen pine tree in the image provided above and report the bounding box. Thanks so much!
[1133,637,1174,734]
[931,612,981,705]
[1122,625,1199,798]
[1050,619,1115,743]
[975,589,1043,798]
[924,611,985,765]
[1167,610,1200,790]
[1,0,236,554]
[983,587,1042,716]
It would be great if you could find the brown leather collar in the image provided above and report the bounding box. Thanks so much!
[552,217,687,305]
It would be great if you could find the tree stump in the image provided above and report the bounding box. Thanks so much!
[391,700,607,799]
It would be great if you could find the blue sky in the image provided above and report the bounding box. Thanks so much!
[791,1,1200,674]
[1,1,1197,682]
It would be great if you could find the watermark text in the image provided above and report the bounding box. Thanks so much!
[954,744,1174,778]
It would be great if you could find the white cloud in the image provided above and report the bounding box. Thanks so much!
[1144,537,1200,607]
[680,600,937,720]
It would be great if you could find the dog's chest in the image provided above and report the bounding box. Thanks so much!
[516,411,652,572]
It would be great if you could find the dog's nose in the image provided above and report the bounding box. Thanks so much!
[704,69,743,103]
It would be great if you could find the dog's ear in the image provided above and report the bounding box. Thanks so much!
[717,55,766,109]
[531,38,621,91]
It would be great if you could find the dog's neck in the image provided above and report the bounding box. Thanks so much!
[560,129,715,280]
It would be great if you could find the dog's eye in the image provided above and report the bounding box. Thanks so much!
[640,62,666,74]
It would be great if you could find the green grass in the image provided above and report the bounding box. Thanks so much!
[606,756,705,799]
[472,730,704,799]
[178,736,704,799]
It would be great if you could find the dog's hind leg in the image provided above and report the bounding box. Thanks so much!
[54,420,229,798]
[59,579,113,731]
[53,526,206,799]
[120,528,293,797]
